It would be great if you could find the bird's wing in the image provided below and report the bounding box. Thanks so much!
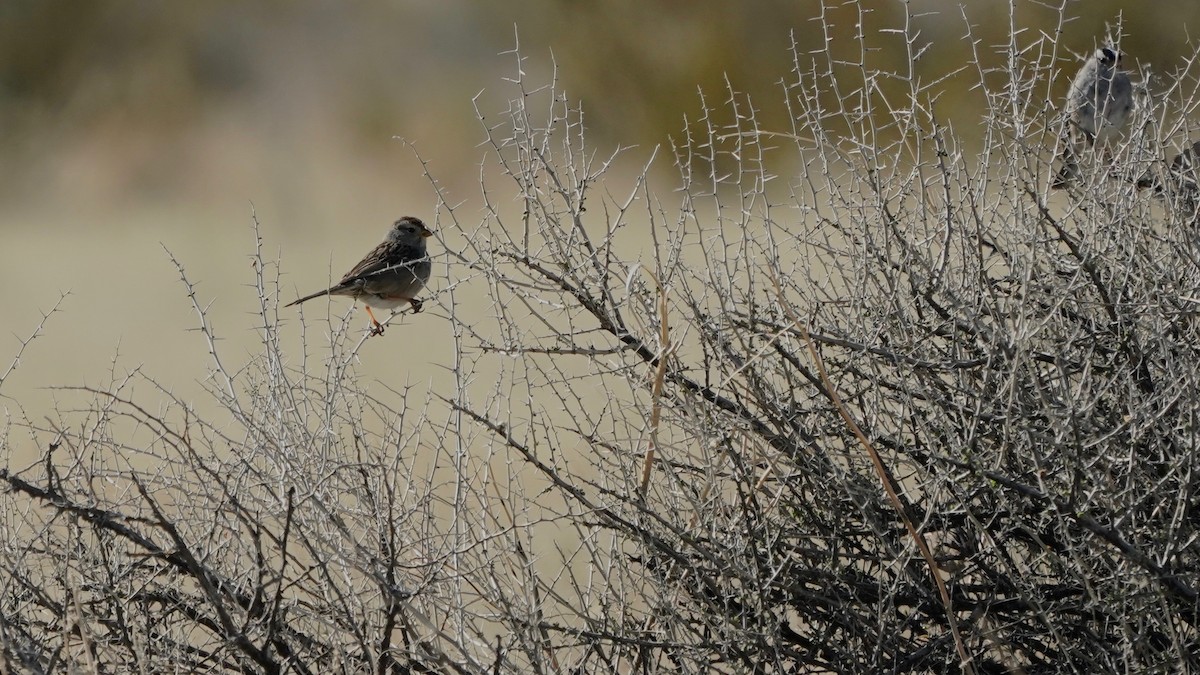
[337,241,395,283]
[338,242,424,284]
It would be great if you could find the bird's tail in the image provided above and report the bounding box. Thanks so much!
[285,288,332,307]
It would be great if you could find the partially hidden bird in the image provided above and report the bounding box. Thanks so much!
[287,216,433,335]
[1053,45,1133,189]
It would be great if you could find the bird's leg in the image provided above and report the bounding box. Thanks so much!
[364,306,385,336]
[409,298,424,314]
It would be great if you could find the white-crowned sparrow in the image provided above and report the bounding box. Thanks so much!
[287,216,433,335]
[1053,45,1134,189]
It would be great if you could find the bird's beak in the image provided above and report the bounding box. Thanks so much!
[421,229,433,238]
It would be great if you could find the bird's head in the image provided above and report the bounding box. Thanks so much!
[1096,47,1122,68]
[388,217,434,244]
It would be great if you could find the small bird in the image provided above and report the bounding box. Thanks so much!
[1053,45,1134,189]
[287,216,433,335]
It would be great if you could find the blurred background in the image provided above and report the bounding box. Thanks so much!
[0,0,1195,424]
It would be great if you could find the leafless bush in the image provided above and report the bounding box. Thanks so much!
[5,5,1200,674]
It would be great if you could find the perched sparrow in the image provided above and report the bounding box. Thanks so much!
[287,216,433,335]
[1053,45,1134,189]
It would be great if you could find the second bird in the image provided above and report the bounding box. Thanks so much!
[1053,45,1133,189]
[287,216,433,335]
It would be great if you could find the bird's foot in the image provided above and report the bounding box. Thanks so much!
[364,305,386,336]
[409,298,424,314]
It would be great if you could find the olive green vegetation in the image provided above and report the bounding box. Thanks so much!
[2,0,1196,203]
